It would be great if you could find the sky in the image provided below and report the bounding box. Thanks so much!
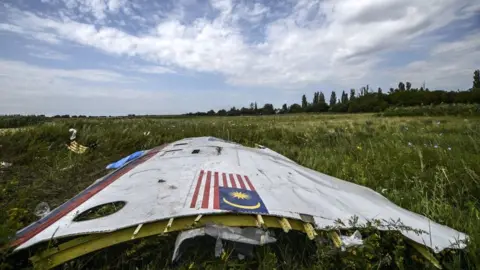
[0,0,479,116]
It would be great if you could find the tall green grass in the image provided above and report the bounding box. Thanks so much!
[0,114,479,269]
[378,103,480,117]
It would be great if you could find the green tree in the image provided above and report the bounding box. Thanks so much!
[341,91,348,104]
[350,89,355,100]
[329,91,337,106]
[406,82,412,91]
[377,87,383,95]
[319,92,326,103]
[228,107,239,116]
[289,103,303,113]
[473,69,480,89]
[302,94,308,109]
[313,92,319,104]
[281,103,288,113]
[398,82,405,91]
[262,103,275,115]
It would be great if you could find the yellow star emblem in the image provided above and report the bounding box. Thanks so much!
[230,191,250,200]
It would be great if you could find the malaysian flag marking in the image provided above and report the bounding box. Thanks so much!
[189,170,268,214]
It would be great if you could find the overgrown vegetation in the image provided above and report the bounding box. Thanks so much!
[0,114,479,269]
[379,104,480,117]
[0,115,47,129]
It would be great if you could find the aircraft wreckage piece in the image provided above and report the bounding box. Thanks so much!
[10,137,467,268]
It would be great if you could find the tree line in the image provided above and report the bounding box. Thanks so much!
[2,70,479,121]
[186,69,480,116]
[0,115,47,128]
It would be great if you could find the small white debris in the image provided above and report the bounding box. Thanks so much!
[34,202,51,218]
[60,165,75,171]
[69,128,77,140]
[340,230,363,248]
[0,161,12,168]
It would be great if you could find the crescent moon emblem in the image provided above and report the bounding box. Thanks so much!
[222,198,261,210]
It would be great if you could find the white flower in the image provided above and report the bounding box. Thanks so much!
[434,145,438,148]
[448,147,452,151]
[408,142,412,147]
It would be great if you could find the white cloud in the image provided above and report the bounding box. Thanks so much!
[0,59,138,84]
[387,34,480,90]
[0,59,266,115]
[0,23,25,34]
[5,0,475,88]
[26,45,70,60]
[132,65,176,74]
[0,60,174,115]
[0,0,478,111]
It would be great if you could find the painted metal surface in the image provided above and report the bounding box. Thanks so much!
[12,136,468,253]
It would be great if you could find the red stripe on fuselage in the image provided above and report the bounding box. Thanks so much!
[244,175,255,191]
[229,173,237,188]
[222,173,227,187]
[190,170,205,208]
[236,174,246,189]
[213,172,219,209]
[201,171,212,209]
[10,147,164,248]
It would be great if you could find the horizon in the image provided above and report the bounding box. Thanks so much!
[1,0,479,116]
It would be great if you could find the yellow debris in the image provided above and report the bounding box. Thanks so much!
[303,223,317,240]
[66,141,88,154]
[278,217,292,233]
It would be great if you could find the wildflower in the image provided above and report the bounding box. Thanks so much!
[356,145,362,150]
[408,142,412,147]
[447,147,452,151]
[434,144,438,148]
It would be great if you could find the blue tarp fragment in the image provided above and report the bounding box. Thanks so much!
[106,150,145,169]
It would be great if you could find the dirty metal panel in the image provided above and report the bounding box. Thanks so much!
[12,136,468,253]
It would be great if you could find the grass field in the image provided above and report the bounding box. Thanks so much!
[1,114,479,269]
